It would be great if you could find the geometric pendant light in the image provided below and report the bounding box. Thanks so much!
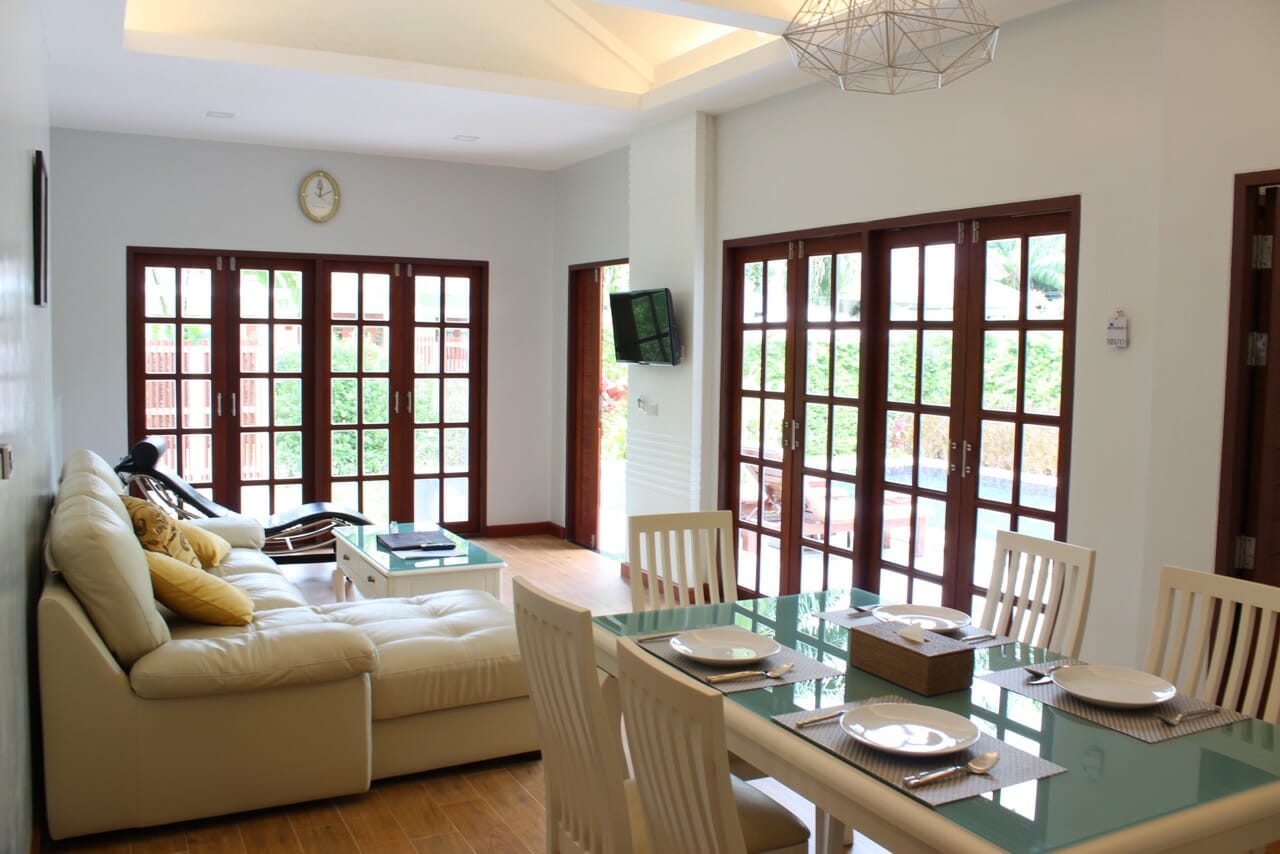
[783,0,999,94]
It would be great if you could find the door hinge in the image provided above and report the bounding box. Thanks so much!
[957,222,965,245]
[1253,235,1273,269]
[215,256,223,271]
[789,242,795,261]
[1235,535,1256,570]
[972,221,980,243]
[798,240,805,258]
[1247,332,1268,366]
[407,263,413,278]
[229,255,237,272]
[394,263,401,277]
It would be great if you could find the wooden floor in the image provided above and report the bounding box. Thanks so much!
[40,535,848,854]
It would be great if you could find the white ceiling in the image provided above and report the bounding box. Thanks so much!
[39,0,1074,171]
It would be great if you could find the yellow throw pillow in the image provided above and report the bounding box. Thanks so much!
[144,551,253,626]
[122,496,201,569]
[174,519,233,569]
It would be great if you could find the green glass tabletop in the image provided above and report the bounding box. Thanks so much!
[334,524,503,574]
[594,589,1280,852]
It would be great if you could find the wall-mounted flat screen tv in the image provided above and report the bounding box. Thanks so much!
[609,288,682,366]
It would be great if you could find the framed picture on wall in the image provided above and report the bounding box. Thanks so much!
[33,149,47,307]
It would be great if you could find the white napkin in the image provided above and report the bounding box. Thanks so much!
[896,623,926,644]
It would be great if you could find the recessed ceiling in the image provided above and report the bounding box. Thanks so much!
[40,0,1076,170]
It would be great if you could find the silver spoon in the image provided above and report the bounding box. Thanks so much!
[903,751,1000,789]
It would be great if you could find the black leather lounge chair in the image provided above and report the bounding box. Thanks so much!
[114,436,372,564]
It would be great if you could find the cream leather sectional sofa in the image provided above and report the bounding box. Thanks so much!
[38,449,539,840]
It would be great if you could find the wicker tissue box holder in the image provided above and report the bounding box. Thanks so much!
[848,621,974,696]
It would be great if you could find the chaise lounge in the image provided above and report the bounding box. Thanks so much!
[38,448,538,840]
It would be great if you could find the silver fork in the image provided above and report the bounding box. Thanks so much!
[1025,662,1071,684]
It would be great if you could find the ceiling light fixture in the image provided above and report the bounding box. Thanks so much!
[452,135,480,143]
[783,0,999,95]
[205,110,235,119]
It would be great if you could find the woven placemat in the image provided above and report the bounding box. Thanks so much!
[815,608,1013,650]
[979,665,1248,743]
[773,696,1066,807]
[636,630,842,694]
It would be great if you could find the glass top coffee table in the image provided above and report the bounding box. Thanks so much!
[331,524,504,601]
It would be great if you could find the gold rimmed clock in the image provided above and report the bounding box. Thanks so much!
[299,170,340,223]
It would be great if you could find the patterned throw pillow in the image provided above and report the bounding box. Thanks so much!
[174,519,233,569]
[121,496,201,569]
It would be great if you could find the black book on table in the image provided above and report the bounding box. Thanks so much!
[376,530,455,551]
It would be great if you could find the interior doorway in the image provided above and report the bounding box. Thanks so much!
[566,261,629,557]
[1218,171,1280,587]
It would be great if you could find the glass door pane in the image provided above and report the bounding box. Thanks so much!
[964,216,1074,606]
[797,239,865,593]
[873,228,960,605]
[732,249,791,596]
[138,260,220,502]
[236,265,307,517]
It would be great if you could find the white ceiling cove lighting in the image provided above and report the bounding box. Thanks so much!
[783,0,999,95]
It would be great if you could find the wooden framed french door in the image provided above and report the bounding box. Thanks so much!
[128,249,488,533]
[315,259,487,531]
[722,198,1079,609]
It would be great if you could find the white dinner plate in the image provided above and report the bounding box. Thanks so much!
[670,627,781,665]
[839,703,980,756]
[1052,664,1177,708]
[873,604,971,633]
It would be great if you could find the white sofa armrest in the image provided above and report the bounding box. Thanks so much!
[183,514,267,550]
[129,623,377,699]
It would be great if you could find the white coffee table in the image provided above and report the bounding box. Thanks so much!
[331,524,504,601]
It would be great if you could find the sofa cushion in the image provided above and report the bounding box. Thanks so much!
[59,448,125,493]
[122,496,201,568]
[182,514,267,550]
[218,571,310,611]
[144,551,254,626]
[317,589,527,720]
[48,494,171,666]
[55,471,131,527]
[129,622,377,699]
[174,518,232,568]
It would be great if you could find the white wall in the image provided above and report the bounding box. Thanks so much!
[0,0,52,849]
[550,147,630,519]
[626,113,717,516]
[50,130,556,526]
[710,0,1280,664]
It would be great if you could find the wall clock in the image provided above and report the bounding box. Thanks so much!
[299,170,340,223]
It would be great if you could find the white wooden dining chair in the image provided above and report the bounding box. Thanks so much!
[976,530,1096,657]
[512,576,644,854]
[628,510,738,612]
[1144,564,1280,724]
[615,637,810,854]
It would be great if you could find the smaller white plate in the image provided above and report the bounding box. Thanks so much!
[670,627,781,665]
[873,604,971,633]
[840,703,980,756]
[1052,664,1177,708]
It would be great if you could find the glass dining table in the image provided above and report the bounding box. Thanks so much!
[592,589,1280,854]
